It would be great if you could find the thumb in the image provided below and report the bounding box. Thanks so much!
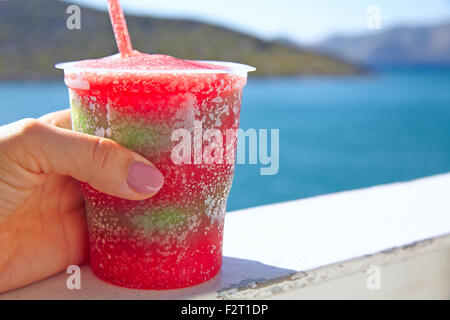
[18,119,164,200]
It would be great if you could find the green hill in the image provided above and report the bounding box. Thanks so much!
[0,0,362,79]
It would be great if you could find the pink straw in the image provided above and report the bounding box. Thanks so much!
[107,0,134,58]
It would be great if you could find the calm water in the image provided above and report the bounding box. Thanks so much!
[1,67,449,211]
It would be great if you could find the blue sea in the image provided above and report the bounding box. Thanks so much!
[1,67,449,211]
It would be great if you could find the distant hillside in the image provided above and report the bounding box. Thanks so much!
[316,23,450,66]
[0,0,361,80]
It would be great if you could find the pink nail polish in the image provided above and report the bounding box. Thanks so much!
[127,161,164,194]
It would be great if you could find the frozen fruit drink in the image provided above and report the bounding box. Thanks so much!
[56,53,254,289]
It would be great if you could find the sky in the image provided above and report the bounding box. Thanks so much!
[67,0,450,44]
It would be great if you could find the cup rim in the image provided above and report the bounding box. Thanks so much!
[55,59,256,75]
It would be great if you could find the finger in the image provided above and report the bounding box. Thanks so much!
[17,119,164,201]
[39,109,72,130]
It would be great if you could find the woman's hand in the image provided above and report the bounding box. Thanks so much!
[0,109,164,293]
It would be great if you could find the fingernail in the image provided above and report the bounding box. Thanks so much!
[127,161,164,194]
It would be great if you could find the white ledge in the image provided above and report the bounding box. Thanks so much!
[2,173,450,299]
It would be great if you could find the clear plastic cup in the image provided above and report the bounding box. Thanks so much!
[56,59,254,289]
